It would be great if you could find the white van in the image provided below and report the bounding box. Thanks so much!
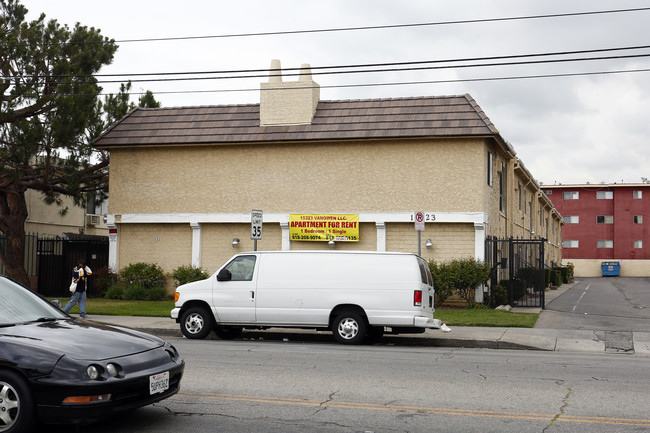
[171,251,440,344]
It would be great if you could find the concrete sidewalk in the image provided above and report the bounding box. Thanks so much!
[77,284,650,355]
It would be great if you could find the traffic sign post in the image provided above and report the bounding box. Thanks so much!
[414,211,424,256]
[251,209,263,251]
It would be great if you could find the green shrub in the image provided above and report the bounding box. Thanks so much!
[94,267,118,298]
[551,269,563,287]
[105,285,124,300]
[489,281,509,306]
[171,265,209,287]
[123,283,167,301]
[119,262,166,291]
[429,261,453,306]
[429,258,491,305]
[116,262,167,301]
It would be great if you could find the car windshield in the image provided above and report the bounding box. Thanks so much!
[0,277,68,325]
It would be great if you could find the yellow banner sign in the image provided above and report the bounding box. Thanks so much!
[289,214,359,242]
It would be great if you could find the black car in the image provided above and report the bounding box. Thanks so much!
[0,276,184,432]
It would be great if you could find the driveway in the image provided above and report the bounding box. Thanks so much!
[536,277,650,332]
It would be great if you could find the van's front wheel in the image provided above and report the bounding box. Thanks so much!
[180,307,213,339]
[332,311,367,344]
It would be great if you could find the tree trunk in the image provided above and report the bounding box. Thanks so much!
[0,189,31,287]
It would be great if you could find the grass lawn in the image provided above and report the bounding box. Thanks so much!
[50,297,538,327]
[435,308,539,328]
[49,297,175,317]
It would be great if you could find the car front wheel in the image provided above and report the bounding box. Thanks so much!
[0,370,36,433]
[180,307,214,339]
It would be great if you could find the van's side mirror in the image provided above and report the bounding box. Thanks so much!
[217,269,232,282]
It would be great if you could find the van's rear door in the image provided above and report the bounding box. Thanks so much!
[417,257,435,312]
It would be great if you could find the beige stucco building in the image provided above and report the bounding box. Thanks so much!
[94,61,562,285]
[25,189,108,237]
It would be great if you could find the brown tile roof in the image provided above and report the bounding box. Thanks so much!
[94,94,501,148]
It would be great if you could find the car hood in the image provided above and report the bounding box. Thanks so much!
[0,319,165,361]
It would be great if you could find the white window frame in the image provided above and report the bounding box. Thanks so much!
[634,240,643,249]
[597,240,614,248]
[596,191,613,199]
[634,215,643,224]
[562,240,579,248]
[633,190,642,199]
[563,215,579,224]
[563,191,579,200]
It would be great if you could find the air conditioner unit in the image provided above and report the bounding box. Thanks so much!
[86,214,101,226]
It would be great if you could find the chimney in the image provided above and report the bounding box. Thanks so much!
[260,59,320,126]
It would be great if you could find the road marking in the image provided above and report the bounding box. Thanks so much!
[572,283,591,311]
[176,392,650,427]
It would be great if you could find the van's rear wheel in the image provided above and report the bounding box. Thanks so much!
[332,311,367,344]
[214,325,243,340]
[180,307,213,339]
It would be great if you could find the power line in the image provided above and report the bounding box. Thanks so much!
[112,7,650,44]
[5,7,650,47]
[7,47,650,85]
[92,67,650,97]
[58,44,650,78]
[91,52,650,84]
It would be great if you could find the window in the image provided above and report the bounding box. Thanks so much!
[223,255,256,281]
[633,190,643,199]
[597,215,613,224]
[487,151,493,186]
[597,191,613,199]
[563,215,579,224]
[523,190,527,214]
[597,240,614,248]
[563,191,579,200]
[562,240,579,248]
[518,182,522,210]
[499,162,505,212]
[542,189,553,195]
[634,240,643,249]
[634,215,643,224]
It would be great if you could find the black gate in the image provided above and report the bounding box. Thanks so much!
[37,234,109,297]
[485,237,546,308]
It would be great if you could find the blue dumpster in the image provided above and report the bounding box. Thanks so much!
[601,261,620,277]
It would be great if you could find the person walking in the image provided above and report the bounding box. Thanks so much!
[62,260,92,318]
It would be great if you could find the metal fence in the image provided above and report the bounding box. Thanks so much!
[485,236,546,308]
[1,233,108,297]
[38,236,109,297]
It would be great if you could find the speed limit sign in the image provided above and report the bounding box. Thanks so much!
[251,209,263,240]
[414,211,425,231]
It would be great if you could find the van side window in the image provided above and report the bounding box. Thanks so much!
[223,256,256,281]
[417,259,432,286]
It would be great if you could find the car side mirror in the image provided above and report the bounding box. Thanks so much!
[217,269,232,282]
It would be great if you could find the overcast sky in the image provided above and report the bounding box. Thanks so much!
[23,0,650,186]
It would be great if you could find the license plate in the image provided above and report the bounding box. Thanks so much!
[149,371,169,395]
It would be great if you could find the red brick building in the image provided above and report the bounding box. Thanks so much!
[541,183,650,277]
